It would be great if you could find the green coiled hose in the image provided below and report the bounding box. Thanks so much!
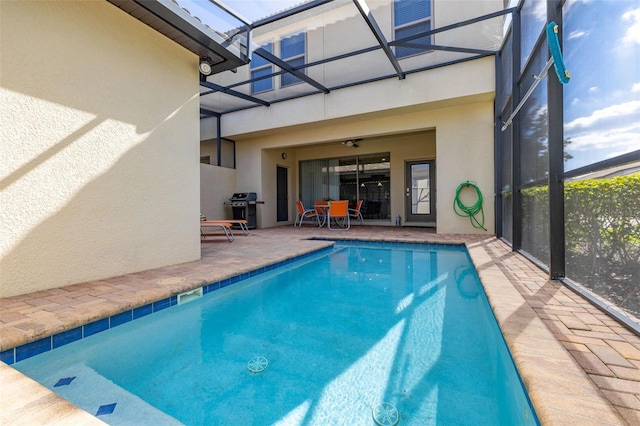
[453,181,487,231]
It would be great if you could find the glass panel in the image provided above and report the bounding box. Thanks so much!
[501,104,513,191]
[394,0,430,26]
[521,185,549,264]
[251,67,273,93]
[281,56,305,87]
[520,0,546,69]
[358,154,391,220]
[335,157,358,205]
[563,0,640,172]
[251,42,273,68]
[411,163,431,214]
[280,32,305,59]
[565,165,640,321]
[502,191,513,243]
[519,47,548,185]
[500,104,513,242]
[299,159,326,207]
[326,158,341,201]
[395,21,432,59]
[499,31,513,112]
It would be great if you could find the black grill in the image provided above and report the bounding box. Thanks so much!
[225,192,257,229]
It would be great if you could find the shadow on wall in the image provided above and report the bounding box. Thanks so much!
[1,105,201,297]
[0,1,201,297]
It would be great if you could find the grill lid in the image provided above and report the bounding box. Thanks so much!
[230,192,257,201]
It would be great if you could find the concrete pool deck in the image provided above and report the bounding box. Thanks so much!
[1,226,639,425]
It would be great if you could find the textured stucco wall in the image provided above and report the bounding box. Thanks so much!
[0,0,201,297]
[233,99,494,235]
[200,164,237,220]
[198,0,499,235]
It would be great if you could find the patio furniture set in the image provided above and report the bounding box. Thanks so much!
[294,200,364,230]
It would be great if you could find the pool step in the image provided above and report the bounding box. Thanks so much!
[44,364,182,425]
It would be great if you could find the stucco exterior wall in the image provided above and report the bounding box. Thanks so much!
[200,164,237,220]
[200,0,499,235]
[0,0,201,297]
[232,99,494,235]
[219,55,495,138]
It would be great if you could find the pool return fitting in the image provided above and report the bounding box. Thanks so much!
[453,181,486,231]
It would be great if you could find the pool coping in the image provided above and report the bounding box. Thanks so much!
[1,229,637,424]
[465,239,627,425]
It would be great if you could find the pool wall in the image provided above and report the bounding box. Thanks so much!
[1,247,334,365]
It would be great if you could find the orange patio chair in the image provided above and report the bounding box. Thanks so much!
[349,199,364,226]
[294,200,321,227]
[328,200,350,230]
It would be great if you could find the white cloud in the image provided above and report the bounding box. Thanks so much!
[588,86,599,93]
[524,0,546,22]
[571,97,580,105]
[566,122,640,156]
[568,30,587,40]
[622,8,640,45]
[632,83,640,92]
[565,100,640,130]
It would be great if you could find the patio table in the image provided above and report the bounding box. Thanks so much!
[314,201,329,227]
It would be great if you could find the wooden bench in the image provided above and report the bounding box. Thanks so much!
[200,221,234,242]
[201,219,249,236]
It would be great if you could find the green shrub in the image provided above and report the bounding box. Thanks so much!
[520,173,639,317]
[565,173,640,283]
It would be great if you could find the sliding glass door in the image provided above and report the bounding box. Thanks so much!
[299,153,390,221]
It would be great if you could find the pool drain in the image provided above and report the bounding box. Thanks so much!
[372,402,399,426]
[246,356,268,374]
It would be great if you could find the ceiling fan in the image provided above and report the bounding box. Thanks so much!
[342,138,362,148]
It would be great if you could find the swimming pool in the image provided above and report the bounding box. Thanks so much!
[14,241,538,425]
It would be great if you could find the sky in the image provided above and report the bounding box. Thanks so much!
[517,0,639,172]
[561,0,640,171]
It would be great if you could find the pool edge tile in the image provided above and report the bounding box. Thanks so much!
[15,337,51,362]
[53,327,83,349]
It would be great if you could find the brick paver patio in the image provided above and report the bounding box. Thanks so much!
[1,226,639,424]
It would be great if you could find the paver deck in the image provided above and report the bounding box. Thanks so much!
[1,226,639,425]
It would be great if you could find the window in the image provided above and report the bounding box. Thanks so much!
[280,32,306,87]
[394,0,432,59]
[250,41,273,94]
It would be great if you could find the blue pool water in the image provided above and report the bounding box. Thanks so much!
[14,242,538,425]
